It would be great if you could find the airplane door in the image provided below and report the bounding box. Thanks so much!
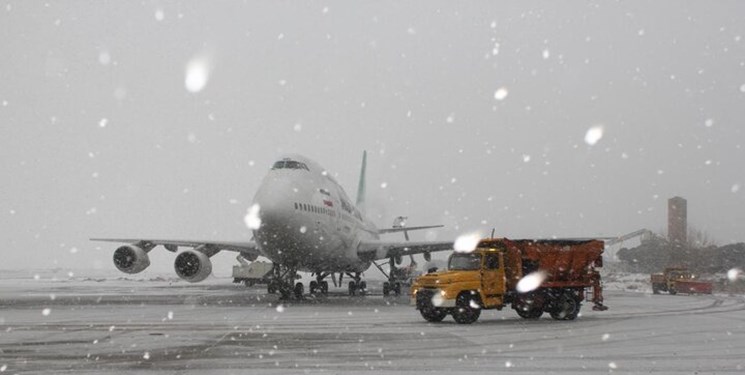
[481,252,506,307]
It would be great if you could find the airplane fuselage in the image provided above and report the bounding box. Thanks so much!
[252,154,377,274]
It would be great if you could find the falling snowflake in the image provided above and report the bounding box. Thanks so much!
[42,308,51,316]
[98,51,111,66]
[584,125,604,145]
[494,87,509,101]
[244,204,262,230]
[185,55,211,93]
[516,271,547,292]
[727,268,742,281]
[454,232,481,253]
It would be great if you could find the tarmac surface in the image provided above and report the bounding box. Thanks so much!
[1,271,745,374]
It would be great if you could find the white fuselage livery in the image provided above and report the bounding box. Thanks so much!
[252,154,376,274]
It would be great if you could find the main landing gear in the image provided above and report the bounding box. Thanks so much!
[309,273,330,295]
[372,256,409,297]
[343,272,367,296]
[267,267,361,299]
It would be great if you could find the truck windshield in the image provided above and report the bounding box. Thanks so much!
[448,253,481,271]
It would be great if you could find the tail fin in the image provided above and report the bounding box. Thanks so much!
[355,151,367,209]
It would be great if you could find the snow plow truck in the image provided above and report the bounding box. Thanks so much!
[411,237,608,324]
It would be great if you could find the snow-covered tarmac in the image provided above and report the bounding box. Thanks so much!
[1,271,744,374]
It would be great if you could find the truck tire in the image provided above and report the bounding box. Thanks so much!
[516,307,543,319]
[452,292,481,324]
[419,307,447,322]
[550,292,580,321]
[652,284,660,294]
[668,286,677,295]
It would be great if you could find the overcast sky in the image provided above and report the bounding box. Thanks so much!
[1,1,744,274]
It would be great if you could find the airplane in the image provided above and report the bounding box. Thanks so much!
[92,151,454,299]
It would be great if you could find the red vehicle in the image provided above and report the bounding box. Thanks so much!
[651,267,712,295]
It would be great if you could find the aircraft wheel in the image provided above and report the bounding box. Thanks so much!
[309,281,318,294]
[383,282,391,296]
[294,282,304,299]
[321,281,329,294]
[348,281,356,296]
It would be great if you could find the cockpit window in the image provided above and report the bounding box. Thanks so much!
[272,159,310,171]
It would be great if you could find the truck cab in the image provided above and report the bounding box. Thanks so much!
[411,248,507,323]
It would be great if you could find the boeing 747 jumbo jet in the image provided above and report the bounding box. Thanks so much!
[93,152,454,298]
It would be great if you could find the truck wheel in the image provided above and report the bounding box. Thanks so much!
[419,307,447,322]
[321,281,329,295]
[669,287,677,295]
[383,282,390,296]
[652,284,660,294]
[516,307,543,319]
[309,281,318,294]
[452,293,481,324]
[550,292,580,321]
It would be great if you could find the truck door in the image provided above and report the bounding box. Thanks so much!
[481,252,506,307]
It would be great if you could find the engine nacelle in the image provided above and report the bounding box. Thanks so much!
[174,249,212,283]
[113,244,150,274]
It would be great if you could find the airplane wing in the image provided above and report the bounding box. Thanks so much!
[90,238,261,257]
[356,239,454,262]
[377,225,444,234]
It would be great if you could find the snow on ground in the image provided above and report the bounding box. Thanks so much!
[1,269,744,374]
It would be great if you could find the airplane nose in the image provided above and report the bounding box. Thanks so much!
[252,173,300,229]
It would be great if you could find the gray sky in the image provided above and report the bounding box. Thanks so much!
[1,1,744,273]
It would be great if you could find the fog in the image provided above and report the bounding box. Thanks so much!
[1,1,743,273]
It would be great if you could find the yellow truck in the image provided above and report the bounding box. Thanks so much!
[410,238,608,324]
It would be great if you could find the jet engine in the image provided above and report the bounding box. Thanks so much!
[174,249,212,283]
[113,244,151,274]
